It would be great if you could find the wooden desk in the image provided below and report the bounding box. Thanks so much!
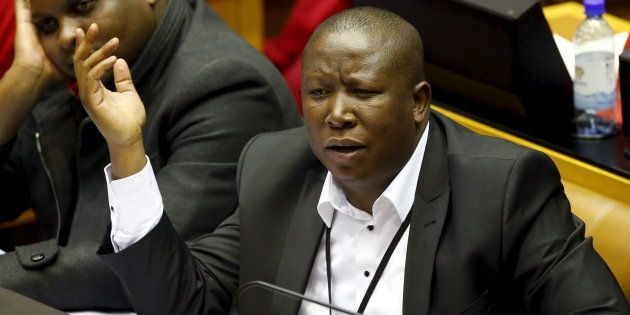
[544,2,630,41]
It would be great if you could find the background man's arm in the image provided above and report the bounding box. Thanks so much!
[0,0,62,145]
[0,0,62,230]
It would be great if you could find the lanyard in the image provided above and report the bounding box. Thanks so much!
[325,211,412,314]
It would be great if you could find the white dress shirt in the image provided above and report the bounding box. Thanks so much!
[298,124,428,315]
[105,124,429,315]
[104,157,163,252]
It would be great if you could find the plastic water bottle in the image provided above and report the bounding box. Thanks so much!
[573,0,617,138]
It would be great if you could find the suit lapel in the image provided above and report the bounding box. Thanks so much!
[403,117,451,315]
[271,168,326,315]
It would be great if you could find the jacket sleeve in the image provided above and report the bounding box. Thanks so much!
[0,58,297,311]
[97,130,266,315]
[501,150,630,313]
[101,211,241,315]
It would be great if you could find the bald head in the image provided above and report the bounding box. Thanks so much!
[304,7,425,85]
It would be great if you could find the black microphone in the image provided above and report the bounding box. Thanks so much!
[232,280,362,315]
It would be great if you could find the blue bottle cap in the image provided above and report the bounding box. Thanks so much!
[584,0,606,17]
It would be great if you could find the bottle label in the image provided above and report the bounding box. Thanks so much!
[574,51,616,111]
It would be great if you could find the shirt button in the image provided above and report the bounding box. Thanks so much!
[367,225,374,231]
[364,271,370,277]
[31,253,45,262]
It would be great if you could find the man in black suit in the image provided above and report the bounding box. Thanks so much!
[86,7,627,315]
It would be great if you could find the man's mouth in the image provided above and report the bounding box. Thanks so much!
[328,145,365,153]
[325,138,367,155]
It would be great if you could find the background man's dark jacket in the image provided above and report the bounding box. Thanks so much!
[0,0,300,310]
[101,111,629,315]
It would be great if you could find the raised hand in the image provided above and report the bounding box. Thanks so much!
[13,0,62,82]
[74,23,147,179]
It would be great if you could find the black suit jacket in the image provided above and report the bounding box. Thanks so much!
[100,112,630,314]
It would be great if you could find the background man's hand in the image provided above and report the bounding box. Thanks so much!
[74,24,147,179]
[13,0,62,83]
[0,0,64,144]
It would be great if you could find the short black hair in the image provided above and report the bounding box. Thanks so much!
[303,7,425,85]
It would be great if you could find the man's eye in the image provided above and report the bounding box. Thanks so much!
[36,18,59,35]
[309,89,328,98]
[354,89,376,97]
[71,0,97,14]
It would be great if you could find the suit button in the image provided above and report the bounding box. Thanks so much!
[364,271,370,277]
[110,206,115,213]
[31,253,45,262]
[367,225,374,231]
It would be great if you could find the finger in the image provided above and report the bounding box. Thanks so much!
[14,0,38,41]
[85,23,98,44]
[87,56,117,80]
[74,28,89,65]
[83,37,119,69]
[74,27,105,108]
[73,28,89,83]
[113,59,137,94]
[14,0,32,24]
[74,24,98,63]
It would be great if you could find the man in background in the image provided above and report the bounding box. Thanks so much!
[0,0,300,311]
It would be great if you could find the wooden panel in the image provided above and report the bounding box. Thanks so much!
[0,209,35,229]
[206,0,264,50]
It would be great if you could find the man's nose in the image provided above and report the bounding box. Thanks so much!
[57,18,80,51]
[325,95,357,129]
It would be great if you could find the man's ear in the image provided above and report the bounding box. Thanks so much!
[412,81,432,126]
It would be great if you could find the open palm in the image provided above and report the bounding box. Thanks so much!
[74,24,146,149]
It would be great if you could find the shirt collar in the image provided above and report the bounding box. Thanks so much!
[317,122,430,227]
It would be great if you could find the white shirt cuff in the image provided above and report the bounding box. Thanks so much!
[104,156,163,252]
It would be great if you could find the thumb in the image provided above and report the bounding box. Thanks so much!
[113,59,137,94]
